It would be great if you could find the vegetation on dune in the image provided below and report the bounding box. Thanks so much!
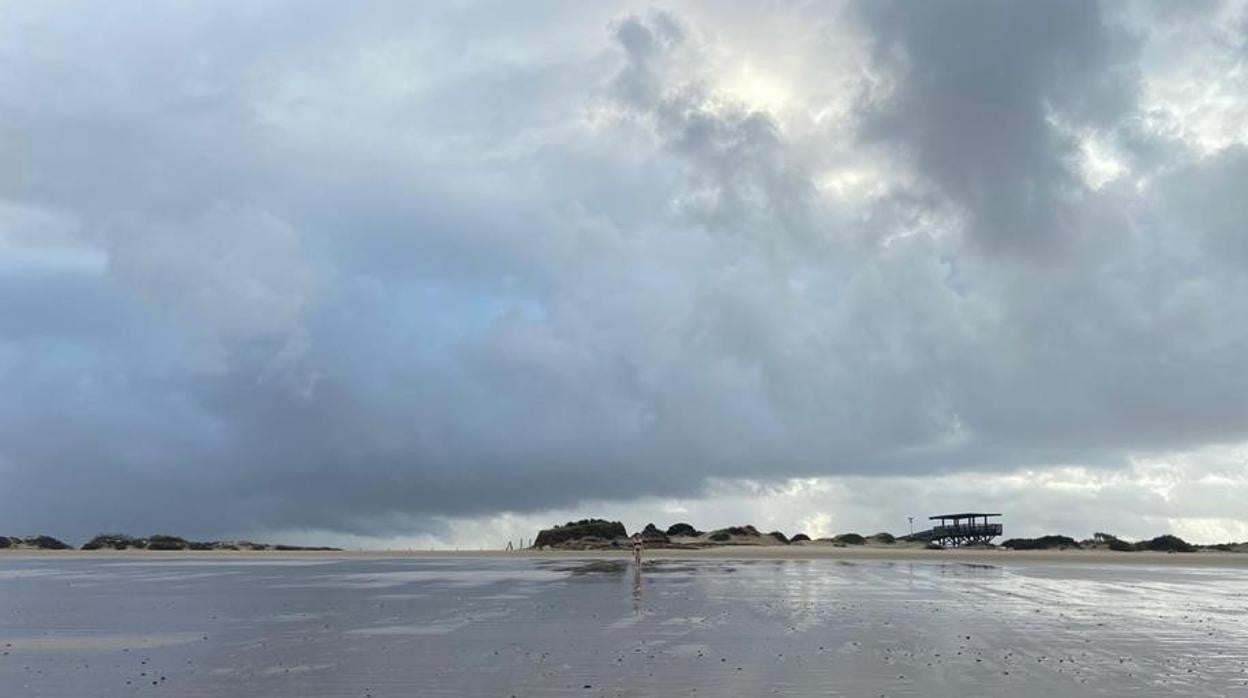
[79,534,341,552]
[1095,533,1130,550]
[532,519,627,548]
[0,535,72,550]
[1137,534,1196,553]
[639,523,670,543]
[519,519,1227,554]
[1002,535,1082,550]
[1090,532,1136,552]
[665,523,702,537]
[4,535,73,550]
[1083,531,1198,554]
[83,534,146,550]
[146,534,190,550]
[708,525,762,542]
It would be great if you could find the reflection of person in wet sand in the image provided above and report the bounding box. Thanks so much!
[632,561,643,612]
[631,534,644,611]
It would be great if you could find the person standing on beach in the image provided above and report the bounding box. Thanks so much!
[631,533,643,566]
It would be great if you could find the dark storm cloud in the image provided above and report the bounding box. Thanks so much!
[856,0,1139,257]
[1,1,1247,542]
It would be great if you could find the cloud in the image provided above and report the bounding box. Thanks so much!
[1,2,1247,543]
[267,441,1248,548]
[1155,145,1248,264]
[855,0,1139,258]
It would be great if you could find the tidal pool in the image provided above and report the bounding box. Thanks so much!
[1,555,1246,696]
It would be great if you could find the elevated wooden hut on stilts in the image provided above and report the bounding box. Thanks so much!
[913,513,1002,547]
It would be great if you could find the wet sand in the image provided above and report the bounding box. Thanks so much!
[9,545,1248,567]
[2,554,1247,696]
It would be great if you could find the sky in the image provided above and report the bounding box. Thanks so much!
[3,1,1248,548]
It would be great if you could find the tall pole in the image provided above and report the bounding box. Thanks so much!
[908,517,914,536]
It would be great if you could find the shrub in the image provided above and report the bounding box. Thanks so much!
[147,534,190,551]
[639,524,670,543]
[1092,533,1136,552]
[665,523,702,537]
[707,525,761,541]
[1138,534,1196,553]
[834,533,866,545]
[790,533,811,542]
[24,535,71,550]
[768,531,790,544]
[0,536,10,549]
[83,534,145,550]
[870,532,896,544]
[1001,535,1081,551]
[533,519,628,548]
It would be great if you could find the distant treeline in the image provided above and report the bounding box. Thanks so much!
[1002,533,1202,552]
[81,534,341,552]
[0,533,340,551]
[530,519,1234,553]
[531,519,911,549]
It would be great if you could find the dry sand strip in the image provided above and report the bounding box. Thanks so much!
[5,546,1248,567]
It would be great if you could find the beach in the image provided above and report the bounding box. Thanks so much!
[9,545,1248,566]
[2,551,1247,696]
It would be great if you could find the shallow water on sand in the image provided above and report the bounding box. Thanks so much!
[1,556,1246,696]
